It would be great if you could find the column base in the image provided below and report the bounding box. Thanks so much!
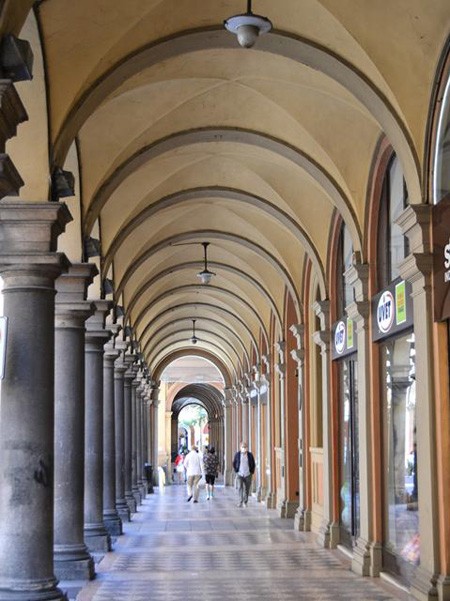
[437,575,450,601]
[103,512,123,536]
[0,578,67,601]
[265,492,276,509]
[351,536,372,577]
[410,566,439,601]
[84,524,111,553]
[54,545,95,581]
[294,507,311,531]
[116,499,131,522]
[125,493,137,514]
[317,519,340,549]
[132,486,142,506]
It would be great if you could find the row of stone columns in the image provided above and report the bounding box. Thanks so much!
[0,203,153,600]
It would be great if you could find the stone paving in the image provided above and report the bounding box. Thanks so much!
[76,484,408,601]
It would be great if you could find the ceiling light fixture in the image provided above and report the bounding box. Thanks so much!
[224,0,272,49]
[190,319,199,345]
[197,242,216,285]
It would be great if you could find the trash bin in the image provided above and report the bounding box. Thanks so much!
[144,463,154,494]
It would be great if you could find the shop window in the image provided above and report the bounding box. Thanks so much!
[381,333,418,581]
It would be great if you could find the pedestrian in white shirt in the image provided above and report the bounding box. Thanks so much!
[183,445,203,503]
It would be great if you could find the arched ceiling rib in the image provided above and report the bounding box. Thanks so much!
[172,383,224,419]
[124,260,281,330]
[154,350,232,389]
[140,303,260,362]
[115,230,302,317]
[147,317,251,370]
[25,0,448,386]
[46,27,422,199]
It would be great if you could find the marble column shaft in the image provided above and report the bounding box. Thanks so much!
[131,376,141,505]
[84,301,111,553]
[114,355,130,521]
[135,384,145,495]
[54,264,96,581]
[0,201,70,601]
[103,340,122,536]
[124,361,136,513]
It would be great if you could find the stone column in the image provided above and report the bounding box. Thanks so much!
[313,301,339,549]
[151,394,160,486]
[397,206,441,601]
[0,202,70,601]
[275,341,288,517]
[83,301,111,553]
[291,324,312,532]
[102,335,122,536]
[262,354,275,509]
[223,388,234,485]
[131,372,142,506]
[114,351,130,521]
[135,380,145,496]
[123,357,136,513]
[53,264,96,582]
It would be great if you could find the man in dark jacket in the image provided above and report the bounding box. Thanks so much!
[232,442,255,507]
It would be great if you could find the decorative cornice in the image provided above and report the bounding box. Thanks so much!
[0,153,23,198]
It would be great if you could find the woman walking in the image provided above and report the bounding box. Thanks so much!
[203,447,220,500]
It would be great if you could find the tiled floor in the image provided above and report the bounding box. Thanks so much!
[76,485,408,601]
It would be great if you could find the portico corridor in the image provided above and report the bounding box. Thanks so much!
[76,486,408,601]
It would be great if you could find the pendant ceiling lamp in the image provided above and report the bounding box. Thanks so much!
[224,0,272,48]
[197,242,216,285]
[190,319,199,344]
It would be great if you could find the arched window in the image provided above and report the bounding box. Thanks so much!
[433,73,450,205]
[377,155,409,289]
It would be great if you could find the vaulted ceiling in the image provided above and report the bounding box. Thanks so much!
[6,1,450,381]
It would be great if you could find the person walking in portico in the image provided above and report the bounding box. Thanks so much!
[183,445,203,503]
[233,442,255,507]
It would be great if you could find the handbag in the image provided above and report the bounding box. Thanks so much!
[198,475,206,490]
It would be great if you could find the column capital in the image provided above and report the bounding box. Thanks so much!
[0,80,27,150]
[86,300,113,347]
[344,262,369,302]
[398,252,434,287]
[55,263,97,324]
[312,300,330,330]
[313,329,330,352]
[290,348,305,366]
[346,300,370,325]
[395,204,432,254]
[0,200,72,253]
[261,353,271,376]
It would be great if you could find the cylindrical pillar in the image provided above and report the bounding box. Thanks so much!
[135,383,145,497]
[114,355,130,521]
[124,360,136,513]
[103,340,122,536]
[84,301,111,553]
[54,264,96,581]
[0,202,70,601]
[131,375,142,506]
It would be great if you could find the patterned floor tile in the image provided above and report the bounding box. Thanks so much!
[76,485,408,601]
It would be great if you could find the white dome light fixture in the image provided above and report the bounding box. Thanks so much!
[197,242,216,285]
[224,0,272,49]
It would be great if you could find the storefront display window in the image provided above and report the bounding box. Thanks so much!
[382,332,418,581]
[339,357,359,547]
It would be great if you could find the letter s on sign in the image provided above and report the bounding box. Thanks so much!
[445,239,450,270]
